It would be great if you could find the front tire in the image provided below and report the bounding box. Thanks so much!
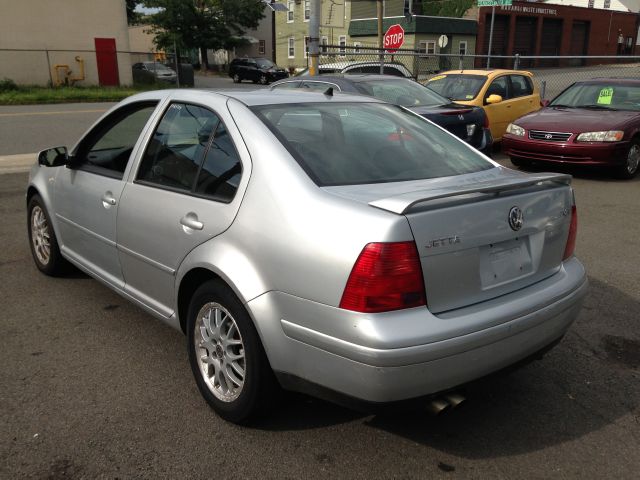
[27,194,67,276]
[187,280,277,424]
[616,138,639,179]
[232,73,241,83]
[259,74,268,85]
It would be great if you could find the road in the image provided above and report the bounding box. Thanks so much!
[1,103,639,478]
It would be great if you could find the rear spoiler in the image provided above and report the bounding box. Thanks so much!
[369,172,572,215]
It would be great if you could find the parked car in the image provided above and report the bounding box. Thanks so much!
[27,89,587,424]
[297,61,413,78]
[228,57,288,84]
[271,74,493,155]
[424,69,541,142]
[132,62,177,84]
[502,78,640,179]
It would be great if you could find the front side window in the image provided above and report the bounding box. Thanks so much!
[486,76,509,101]
[76,102,157,178]
[137,103,219,192]
[253,103,491,186]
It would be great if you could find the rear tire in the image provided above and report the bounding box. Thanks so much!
[27,194,68,276]
[187,279,278,424]
[615,138,639,179]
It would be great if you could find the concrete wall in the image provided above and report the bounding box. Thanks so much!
[0,0,132,86]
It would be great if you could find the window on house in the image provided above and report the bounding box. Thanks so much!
[588,0,594,7]
[339,35,346,56]
[259,40,266,55]
[304,36,310,58]
[353,42,362,54]
[321,36,328,54]
[459,41,467,56]
[418,40,436,56]
[287,0,294,22]
[304,0,310,21]
[603,0,610,8]
[288,37,295,58]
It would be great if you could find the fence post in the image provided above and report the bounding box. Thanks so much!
[540,80,546,100]
[514,54,520,70]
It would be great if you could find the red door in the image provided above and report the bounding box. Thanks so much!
[95,38,119,86]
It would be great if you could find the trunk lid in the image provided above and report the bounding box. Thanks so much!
[325,167,574,313]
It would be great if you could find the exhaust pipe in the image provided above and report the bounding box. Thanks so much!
[427,392,466,415]
[427,398,451,415]
[444,393,466,409]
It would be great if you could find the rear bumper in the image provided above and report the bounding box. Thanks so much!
[248,257,588,403]
[503,134,629,166]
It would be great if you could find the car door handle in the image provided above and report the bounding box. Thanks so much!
[180,213,204,231]
[101,192,117,208]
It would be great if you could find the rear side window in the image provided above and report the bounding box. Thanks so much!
[136,103,242,201]
[510,75,533,97]
[253,102,491,186]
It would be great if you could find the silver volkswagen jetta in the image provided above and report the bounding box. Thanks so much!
[27,89,587,423]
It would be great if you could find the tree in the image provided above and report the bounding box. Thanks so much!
[141,0,265,70]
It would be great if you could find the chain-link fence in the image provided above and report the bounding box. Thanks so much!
[315,47,640,99]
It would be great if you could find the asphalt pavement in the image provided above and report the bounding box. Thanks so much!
[0,101,639,478]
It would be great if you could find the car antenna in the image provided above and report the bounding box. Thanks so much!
[324,86,333,97]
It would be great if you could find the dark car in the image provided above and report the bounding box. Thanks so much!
[271,75,493,155]
[228,57,288,85]
[502,78,640,178]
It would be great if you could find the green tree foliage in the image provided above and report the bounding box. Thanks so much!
[142,0,265,68]
[421,0,474,18]
[126,0,141,25]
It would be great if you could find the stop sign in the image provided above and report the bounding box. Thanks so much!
[384,24,405,52]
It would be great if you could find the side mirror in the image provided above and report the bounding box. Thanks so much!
[485,94,503,105]
[38,146,69,167]
[541,99,550,107]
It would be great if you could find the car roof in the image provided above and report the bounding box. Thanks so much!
[434,69,534,78]
[123,88,387,107]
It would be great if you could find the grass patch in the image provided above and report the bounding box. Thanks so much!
[0,84,172,105]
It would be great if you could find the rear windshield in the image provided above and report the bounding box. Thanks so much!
[426,74,486,101]
[551,82,640,111]
[252,102,492,186]
[353,79,449,107]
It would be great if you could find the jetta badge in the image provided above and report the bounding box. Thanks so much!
[508,206,524,231]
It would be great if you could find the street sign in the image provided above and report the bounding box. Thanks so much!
[383,24,405,52]
[438,35,448,49]
[477,0,512,6]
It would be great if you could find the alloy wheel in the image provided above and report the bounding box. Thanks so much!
[194,302,246,402]
[31,206,51,266]
[626,143,639,175]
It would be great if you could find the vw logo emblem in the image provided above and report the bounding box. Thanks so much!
[544,133,553,139]
[508,206,524,231]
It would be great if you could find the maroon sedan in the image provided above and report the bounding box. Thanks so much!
[502,78,640,179]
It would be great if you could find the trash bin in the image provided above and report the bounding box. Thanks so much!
[177,63,194,87]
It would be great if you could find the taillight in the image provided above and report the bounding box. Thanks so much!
[340,242,426,313]
[563,205,578,260]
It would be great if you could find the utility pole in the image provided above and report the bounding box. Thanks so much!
[377,0,383,74]
[309,0,321,76]
[486,5,495,68]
